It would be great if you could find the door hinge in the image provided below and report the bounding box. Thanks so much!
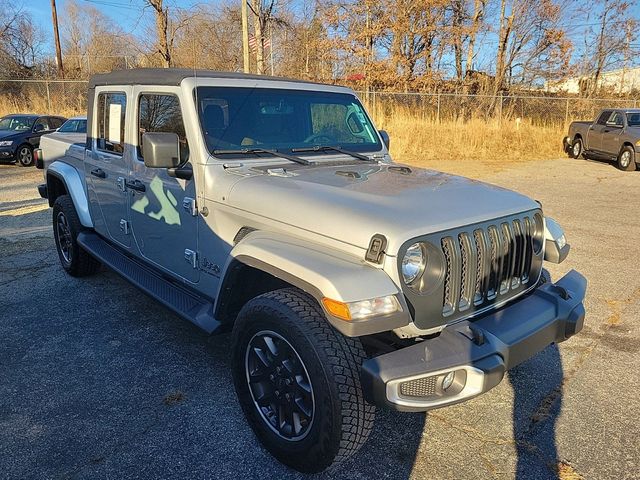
[184,249,197,269]
[119,219,130,235]
[183,197,198,216]
[116,176,126,192]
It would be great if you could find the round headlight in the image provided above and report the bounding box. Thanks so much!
[402,243,426,285]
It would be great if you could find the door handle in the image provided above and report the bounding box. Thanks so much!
[604,129,610,133]
[90,168,106,178]
[125,179,146,192]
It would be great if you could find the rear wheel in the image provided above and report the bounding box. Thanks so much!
[53,195,101,277]
[569,138,583,159]
[17,144,34,167]
[231,288,374,473]
[617,146,636,171]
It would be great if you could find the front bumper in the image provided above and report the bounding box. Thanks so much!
[562,136,572,153]
[361,270,586,412]
[0,147,16,161]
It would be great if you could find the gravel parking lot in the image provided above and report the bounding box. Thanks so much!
[1,158,638,480]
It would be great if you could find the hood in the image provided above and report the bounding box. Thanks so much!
[0,130,20,140]
[227,162,540,253]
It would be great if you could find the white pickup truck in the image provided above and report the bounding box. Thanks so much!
[37,69,586,473]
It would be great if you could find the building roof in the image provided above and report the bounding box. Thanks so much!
[89,68,328,88]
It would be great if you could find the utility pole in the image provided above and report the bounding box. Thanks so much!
[241,0,250,73]
[50,0,64,78]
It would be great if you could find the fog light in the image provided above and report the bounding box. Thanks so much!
[442,371,455,391]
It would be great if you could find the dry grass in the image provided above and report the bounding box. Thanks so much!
[372,105,565,177]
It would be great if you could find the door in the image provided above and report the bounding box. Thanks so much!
[128,91,199,284]
[85,89,133,248]
[601,111,624,155]
[587,110,611,152]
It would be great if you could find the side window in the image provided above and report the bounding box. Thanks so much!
[596,111,612,125]
[33,118,49,132]
[49,117,64,129]
[607,111,624,127]
[138,94,189,161]
[97,92,126,155]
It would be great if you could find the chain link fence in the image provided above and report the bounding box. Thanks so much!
[0,80,88,117]
[362,91,640,127]
[1,79,638,127]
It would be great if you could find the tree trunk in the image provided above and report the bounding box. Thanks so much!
[452,0,464,81]
[466,0,484,74]
[493,0,513,96]
[149,0,171,68]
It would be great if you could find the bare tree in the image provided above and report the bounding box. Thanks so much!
[0,2,45,78]
[145,0,171,67]
[587,0,638,95]
[493,0,571,95]
[247,1,289,75]
[465,0,486,73]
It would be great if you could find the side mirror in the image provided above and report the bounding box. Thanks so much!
[142,132,180,169]
[33,124,45,133]
[379,130,390,149]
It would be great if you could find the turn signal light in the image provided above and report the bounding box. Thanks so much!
[322,295,402,321]
[322,298,352,320]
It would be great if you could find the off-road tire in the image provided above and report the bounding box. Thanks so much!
[53,195,101,277]
[16,144,34,167]
[569,138,582,159]
[231,288,375,473]
[617,145,636,171]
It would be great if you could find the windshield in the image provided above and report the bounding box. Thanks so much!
[0,116,36,131]
[58,118,87,133]
[195,87,381,156]
[627,112,640,127]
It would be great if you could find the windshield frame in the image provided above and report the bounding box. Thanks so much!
[193,86,383,160]
[0,115,38,131]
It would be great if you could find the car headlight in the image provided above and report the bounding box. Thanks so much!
[0,140,13,146]
[402,243,426,285]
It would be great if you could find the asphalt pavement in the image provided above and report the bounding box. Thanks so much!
[0,158,638,480]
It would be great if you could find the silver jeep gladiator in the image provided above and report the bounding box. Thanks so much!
[563,108,640,171]
[38,69,586,473]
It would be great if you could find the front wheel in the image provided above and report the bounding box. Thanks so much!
[617,146,636,171]
[569,138,582,159]
[16,144,34,167]
[231,288,375,473]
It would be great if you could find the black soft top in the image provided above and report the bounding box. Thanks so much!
[89,68,326,88]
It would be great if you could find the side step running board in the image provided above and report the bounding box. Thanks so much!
[78,231,221,334]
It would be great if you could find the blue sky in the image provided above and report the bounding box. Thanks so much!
[24,0,640,74]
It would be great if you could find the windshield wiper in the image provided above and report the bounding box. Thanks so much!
[291,145,372,162]
[213,148,311,166]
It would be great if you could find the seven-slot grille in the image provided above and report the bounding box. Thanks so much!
[441,215,538,317]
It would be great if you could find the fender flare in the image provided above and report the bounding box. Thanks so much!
[47,161,93,228]
[216,230,410,337]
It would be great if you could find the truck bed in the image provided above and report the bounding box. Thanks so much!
[40,132,86,170]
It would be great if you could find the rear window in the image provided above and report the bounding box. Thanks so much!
[596,111,612,125]
[58,119,87,133]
